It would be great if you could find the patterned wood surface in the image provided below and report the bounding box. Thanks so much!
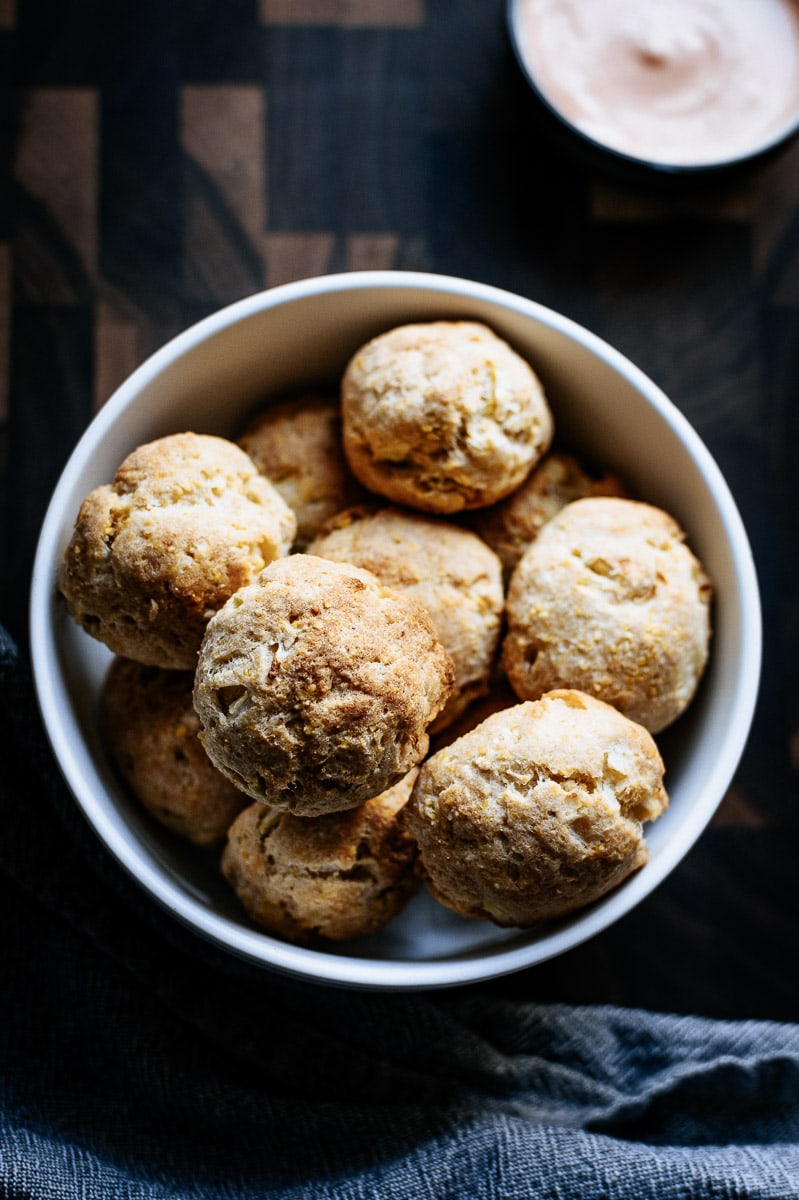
[1,0,797,1017]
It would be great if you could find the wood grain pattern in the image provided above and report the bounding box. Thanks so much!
[344,232,399,271]
[14,89,99,287]
[181,86,267,302]
[591,181,755,224]
[259,0,424,26]
[263,231,335,286]
[180,86,267,249]
[93,299,142,412]
[710,787,769,829]
[751,141,799,279]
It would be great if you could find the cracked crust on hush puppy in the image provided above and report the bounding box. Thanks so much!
[404,690,668,927]
[221,770,420,944]
[502,497,712,733]
[341,320,553,514]
[475,450,630,584]
[101,656,248,846]
[238,392,367,550]
[308,504,504,731]
[59,432,297,669]
[193,554,455,816]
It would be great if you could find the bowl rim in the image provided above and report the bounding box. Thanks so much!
[29,269,762,990]
[504,0,799,177]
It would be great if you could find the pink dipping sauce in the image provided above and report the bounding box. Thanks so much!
[512,0,799,166]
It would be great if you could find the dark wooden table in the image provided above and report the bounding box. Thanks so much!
[2,0,797,1020]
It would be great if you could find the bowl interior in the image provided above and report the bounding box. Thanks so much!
[30,271,761,989]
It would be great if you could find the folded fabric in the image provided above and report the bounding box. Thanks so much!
[2,624,798,1199]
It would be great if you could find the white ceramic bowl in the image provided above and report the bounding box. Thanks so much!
[506,0,799,182]
[30,271,761,990]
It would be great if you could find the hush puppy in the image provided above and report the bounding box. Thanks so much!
[308,505,504,730]
[239,392,367,550]
[59,432,297,669]
[341,320,553,514]
[404,690,668,927]
[502,497,712,733]
[475,450,629,583]
[221,771,419,944]
[193,554,455,816]
[101,657,247,846]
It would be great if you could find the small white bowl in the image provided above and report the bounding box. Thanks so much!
[506,0,799,183]
[30,271,761,990]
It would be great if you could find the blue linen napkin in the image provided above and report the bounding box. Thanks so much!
[2,623,798,1199]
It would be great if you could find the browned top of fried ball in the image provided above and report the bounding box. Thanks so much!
[502,497,712,733]
[404,689,668,927]
[101,656,247,846]
[193,554,455,816]
[475,450,630,582]
[239,392,367,550]
[341,321,553,514]
[59,432,297,669]
[308,505,503,730]
[221,771,419,944]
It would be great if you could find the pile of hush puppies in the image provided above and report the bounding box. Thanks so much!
[59,319,712,946]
